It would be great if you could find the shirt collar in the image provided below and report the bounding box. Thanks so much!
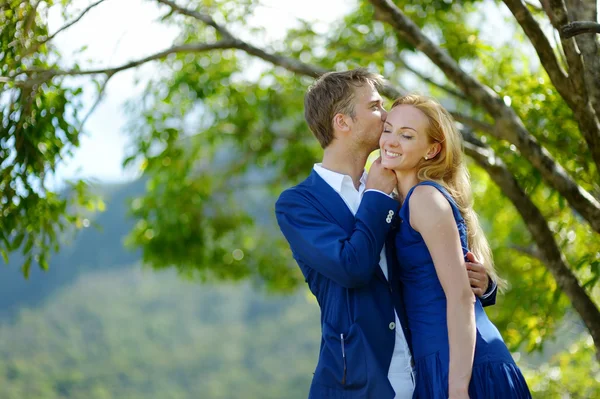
[313,163,367,194]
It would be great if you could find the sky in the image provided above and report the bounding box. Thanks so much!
[49,0,354,187]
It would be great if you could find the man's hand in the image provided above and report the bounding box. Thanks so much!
[465,252,489,297]
[366,157,397,194]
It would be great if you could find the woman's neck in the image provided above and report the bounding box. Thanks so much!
[395,171,420,202]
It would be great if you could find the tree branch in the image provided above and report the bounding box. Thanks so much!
[459,127,488,149]
[463,141,600,360]
[562,1,600,120]
[546,1,587,98]
[451,112,495,135]
[22,1,42,43]
[78,73,114,132]
[23,0,109,57]
[547,2,600,170]
[566,1,600,109]
[524,0,544,12]
[561,21,600,38]
[13,40,239,82]
[396,56,468,101]
[502,0,570,97]
[505,1,600,163]
[510,244,545,262]
[370,0,499,109]
[369,0,600,234]
[231,40,328,78]
[540,0,561,28]
[155,0,233,40]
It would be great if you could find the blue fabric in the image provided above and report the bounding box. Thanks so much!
[276,170,405,399]
[394,181,531,399]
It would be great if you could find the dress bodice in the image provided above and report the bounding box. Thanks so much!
[393,181,530,398]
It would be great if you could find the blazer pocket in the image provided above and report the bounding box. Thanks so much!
[315,322,368,389]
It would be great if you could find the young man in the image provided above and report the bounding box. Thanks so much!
[275,69,496,398]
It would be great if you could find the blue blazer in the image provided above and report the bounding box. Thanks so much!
[276,170,406,398]
[275,170,497,398]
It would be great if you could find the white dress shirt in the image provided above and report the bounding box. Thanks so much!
[313,164,415,399]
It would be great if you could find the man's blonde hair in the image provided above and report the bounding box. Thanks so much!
[305,69,385,148]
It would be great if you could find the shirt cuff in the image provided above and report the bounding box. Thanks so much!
[364,189,394,199]
[481,277,496,299]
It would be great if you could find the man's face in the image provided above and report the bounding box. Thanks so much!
[347,84,387,152]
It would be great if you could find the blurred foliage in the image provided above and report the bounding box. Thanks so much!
[0,0,102,277]
[522,334,600,398]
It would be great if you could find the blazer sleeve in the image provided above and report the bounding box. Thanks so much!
[275,189,400,288]
[480,278,498,307]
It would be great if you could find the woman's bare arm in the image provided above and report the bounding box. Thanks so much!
[409,185,475,398]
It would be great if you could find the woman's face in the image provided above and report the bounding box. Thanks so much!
[379,105,434,172]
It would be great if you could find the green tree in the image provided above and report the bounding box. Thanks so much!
[0,0,102,277]
[2,0,599,367]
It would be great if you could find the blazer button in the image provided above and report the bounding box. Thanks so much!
[389,322,396,330]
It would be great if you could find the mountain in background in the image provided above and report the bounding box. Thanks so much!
[0,179,321,399]
[0,179,146,319]
[0,266,321,399]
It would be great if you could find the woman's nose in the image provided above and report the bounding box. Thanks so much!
[382,135,399,149]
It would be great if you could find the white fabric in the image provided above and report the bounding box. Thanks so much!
[313,164,414,398]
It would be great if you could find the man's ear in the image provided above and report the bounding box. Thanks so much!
[333,113,351,132]
[427,142,442,159]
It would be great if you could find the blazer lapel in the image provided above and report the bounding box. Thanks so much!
[304,170,354,233]
[303,170,388,283]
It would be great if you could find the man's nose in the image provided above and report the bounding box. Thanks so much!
[381,108,388,121]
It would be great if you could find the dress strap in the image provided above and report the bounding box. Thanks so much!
[400,181,464,226]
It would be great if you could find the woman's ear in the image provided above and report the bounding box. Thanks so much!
[427,142,442,159]
[333,113,350,132]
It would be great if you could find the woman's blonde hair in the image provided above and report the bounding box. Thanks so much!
[392,94,505,289]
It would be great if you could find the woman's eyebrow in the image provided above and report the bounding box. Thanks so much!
[399,126,417,132]
[384,121,417,132]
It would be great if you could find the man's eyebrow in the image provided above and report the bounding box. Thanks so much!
[368,99,382,106]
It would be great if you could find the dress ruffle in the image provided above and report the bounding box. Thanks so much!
[413,351,532,399]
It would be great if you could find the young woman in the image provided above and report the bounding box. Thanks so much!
[380,94,531,398]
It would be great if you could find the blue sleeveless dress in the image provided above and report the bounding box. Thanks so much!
[395,181,531,399]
